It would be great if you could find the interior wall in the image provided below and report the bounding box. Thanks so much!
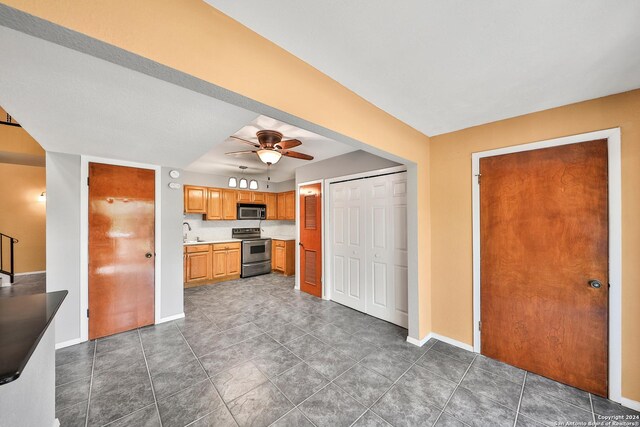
[1,0,432,340]
[160,166,184,320]
[430,89,640,402]
[0,162,45,273]
[295,150,400,184]
[46,151,80,343]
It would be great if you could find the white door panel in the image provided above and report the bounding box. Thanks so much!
[329,172,407,327]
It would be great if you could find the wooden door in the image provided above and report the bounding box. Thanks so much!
[226,248,240,276]
[212,249,227,278]
[206,188,222,220]
[480,140,608,396]
[266,193,278,219]
[222,190,237,220]
[300,184,322,297]
[88,163,155,339]
[184,185,207,213]
[277,193,286,220]
[285,192,296,219]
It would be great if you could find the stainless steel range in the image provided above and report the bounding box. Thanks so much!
[232,228,272,278]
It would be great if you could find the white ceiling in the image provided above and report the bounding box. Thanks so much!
[206,0,640,135]
[186,115,356,182]
[0,26,258,168]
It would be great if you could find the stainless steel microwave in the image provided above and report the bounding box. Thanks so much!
[237,204,266,220]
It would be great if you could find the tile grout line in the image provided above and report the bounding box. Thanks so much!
[138,328,161,426]
[174,320,243,427]
[513,371,527,427]
[432,353,478,427]
[83,341,97,427]
[589,393,596,425]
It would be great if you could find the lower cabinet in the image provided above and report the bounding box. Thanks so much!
[272,239,295,276]
[184,242,241,287]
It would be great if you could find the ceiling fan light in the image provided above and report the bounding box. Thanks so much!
[257,149,282,165]
[249,179,258,190]
[228,177,237,188]
[239,177,248,189]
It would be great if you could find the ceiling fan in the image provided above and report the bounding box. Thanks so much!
[225,130,314,165]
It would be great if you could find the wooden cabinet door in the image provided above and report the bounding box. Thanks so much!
[212,249,227,278]
[187,251,211,281]
[184,185,207,213]
[226,248,241,275]
[277,193,286,220]
[237,190,252,203]
[285,191,295,220]
[275,246,286,271]
[222,190,237,220]
[266,193,278,220]
[206,188,223,220]
[252,192,266,203]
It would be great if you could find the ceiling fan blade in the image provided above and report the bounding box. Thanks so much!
[275,139,302,150]
[230,135,260,148]
[225,150,257,156]
[282,150,314,161]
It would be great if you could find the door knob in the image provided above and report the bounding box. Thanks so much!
[588,279,602,289]
[145,253,153,259]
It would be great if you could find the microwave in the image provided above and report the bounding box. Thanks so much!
[237,204,266,220]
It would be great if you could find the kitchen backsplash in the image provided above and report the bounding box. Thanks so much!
[183,214,296,241]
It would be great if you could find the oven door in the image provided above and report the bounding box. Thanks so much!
[242,239,272,264]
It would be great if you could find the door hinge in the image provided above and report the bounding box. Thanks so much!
[476,174,481,185]
[87,177,90,186]
[478,321,482,331]
[86,309,89,318]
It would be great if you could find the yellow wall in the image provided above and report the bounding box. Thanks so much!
[430,89,640,401]
[0,114,46,273]
[0,162,46,273]
[2,0,432,333]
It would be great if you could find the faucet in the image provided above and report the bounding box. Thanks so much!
[182,222,191,241]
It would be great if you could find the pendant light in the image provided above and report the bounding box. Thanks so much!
[249,179,258,190]
[228,177,237,188]
[238,166,248,189]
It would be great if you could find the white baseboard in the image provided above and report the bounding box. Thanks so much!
[15,270,46,276]
[407,332,474,352]
[52,418,60,427]
[158,312,185,323]
[55,337,84,350]
[620,397,640,412]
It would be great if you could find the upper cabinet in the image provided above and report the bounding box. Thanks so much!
[265,193,278,220]
[184,186,207,214]
[184,186,294,221]
[277,191,295,220]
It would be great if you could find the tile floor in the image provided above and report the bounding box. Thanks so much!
[35,273,637,426]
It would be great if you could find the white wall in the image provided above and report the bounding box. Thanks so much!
[46,152,81,343]
[295,150,400,183]
[46,153,185,345]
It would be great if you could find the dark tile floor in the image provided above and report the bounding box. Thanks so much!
[9,272,637,426]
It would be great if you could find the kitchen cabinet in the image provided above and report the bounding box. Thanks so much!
[277,191,295,220]
[185,244,212,286]
[237,190,252,203]
[265,193,278,220]
[184,186,207,214]
[205,188,223,220]
[252,192,266,203]
[222,189,237,220]
[212,242,241,280]
[272,239,295,276]
[184,241,241,287]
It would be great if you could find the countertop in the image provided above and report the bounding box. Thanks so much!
[0,290,67,385]
[183,238,242,246]
[266,236,296,241]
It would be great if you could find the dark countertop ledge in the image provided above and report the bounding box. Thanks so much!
[0,290,67,385]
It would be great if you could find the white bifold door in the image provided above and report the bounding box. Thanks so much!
[330,172,408,328]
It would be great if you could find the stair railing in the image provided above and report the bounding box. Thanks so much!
[0,233,18,284]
